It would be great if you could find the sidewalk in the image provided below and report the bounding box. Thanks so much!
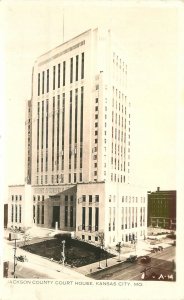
[76,239,172,276]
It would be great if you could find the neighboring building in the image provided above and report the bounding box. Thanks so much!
[8,185,32,229]
[147,187,176,230]
[8,28,147,247]
[4,204,8,228]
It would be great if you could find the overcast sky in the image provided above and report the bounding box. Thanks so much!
[1,0,183,199]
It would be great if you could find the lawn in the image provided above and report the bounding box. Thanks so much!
[21,235,115,267]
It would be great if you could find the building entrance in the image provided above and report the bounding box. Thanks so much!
[52,206,60,228]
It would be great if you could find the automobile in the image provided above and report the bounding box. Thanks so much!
[126,255,138,263]
[152,247,159,253]
[140,256,151,264]
[158,246,163,251]
[16,255,28,262]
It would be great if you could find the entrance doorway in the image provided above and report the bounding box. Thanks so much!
[52,206,60,228]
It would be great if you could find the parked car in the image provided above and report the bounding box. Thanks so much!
[16,255,28,262]
[158,246,163,251]
[140,255,151,264]
[151,247,159,253]
[126,255,138,263]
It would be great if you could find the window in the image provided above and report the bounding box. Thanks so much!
[79,173,82,182]
[95,207,99,231]
[58,64,60,88]
[75,89,78,143]
[80,87,84,143]
[82,207,85,230]
[37,102,40,150]
[63,61,66,86]
[47,69,49,92]
[46,100,49,149]
[73,173,76,183]
[38,73,40,96]
[19,195,22,201]
[11,205,14,222]
[33,205,35,223]
[57,96,60,170]
[70,206,73,227]
[52,97,55,171]
[69,91,72,145]
[37,205,40,224]
[65,195,68,202]
[53,66,55,90]
[65,206,68,226]
[89,195,92,203]
[88,236,91,241]
[95,236,98,242]
[70,57,73,83]
[81,52,84,79]
[41,205,44,224]
[41,101,44,149]
[82,195,86,202]
[76,55,79,81]
[42,71,45,94]
[88,207,92,231]
[95,195,99,202]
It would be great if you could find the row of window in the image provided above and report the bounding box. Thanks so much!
[112,53,127,70]
[36,172,83,185]
[108,195,146,203]
[81,235,98,242]
[110,173,126,183]
[79,195,99,203]
[33,194,75,203]
[11,204,22,223]
[38,53,84,96]
[33,204,44,225]
[37,88,84,174]
[11,195,22,201]
[81,207,99,232]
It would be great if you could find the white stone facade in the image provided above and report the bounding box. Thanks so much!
[8,28,147,246]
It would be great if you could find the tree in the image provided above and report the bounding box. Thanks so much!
[97,231,105,269]
[116,242,122,262]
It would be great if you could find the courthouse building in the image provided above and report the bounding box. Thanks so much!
[8,28,147,247]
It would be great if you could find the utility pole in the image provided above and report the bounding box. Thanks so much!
[13,237,17,278]
[61,240,65,266]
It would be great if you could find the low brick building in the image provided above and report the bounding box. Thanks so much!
[147,187,176,230]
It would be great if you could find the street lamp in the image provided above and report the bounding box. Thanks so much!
[13,237,17,278]
[61,240,66,266]
[116,242,122,262]
[97,246,102,269]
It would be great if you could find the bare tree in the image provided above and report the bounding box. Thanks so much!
[97,231,105,269]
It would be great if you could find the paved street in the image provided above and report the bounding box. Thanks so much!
[89,246,175,280]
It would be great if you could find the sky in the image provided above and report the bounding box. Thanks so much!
[1,0,183,200]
